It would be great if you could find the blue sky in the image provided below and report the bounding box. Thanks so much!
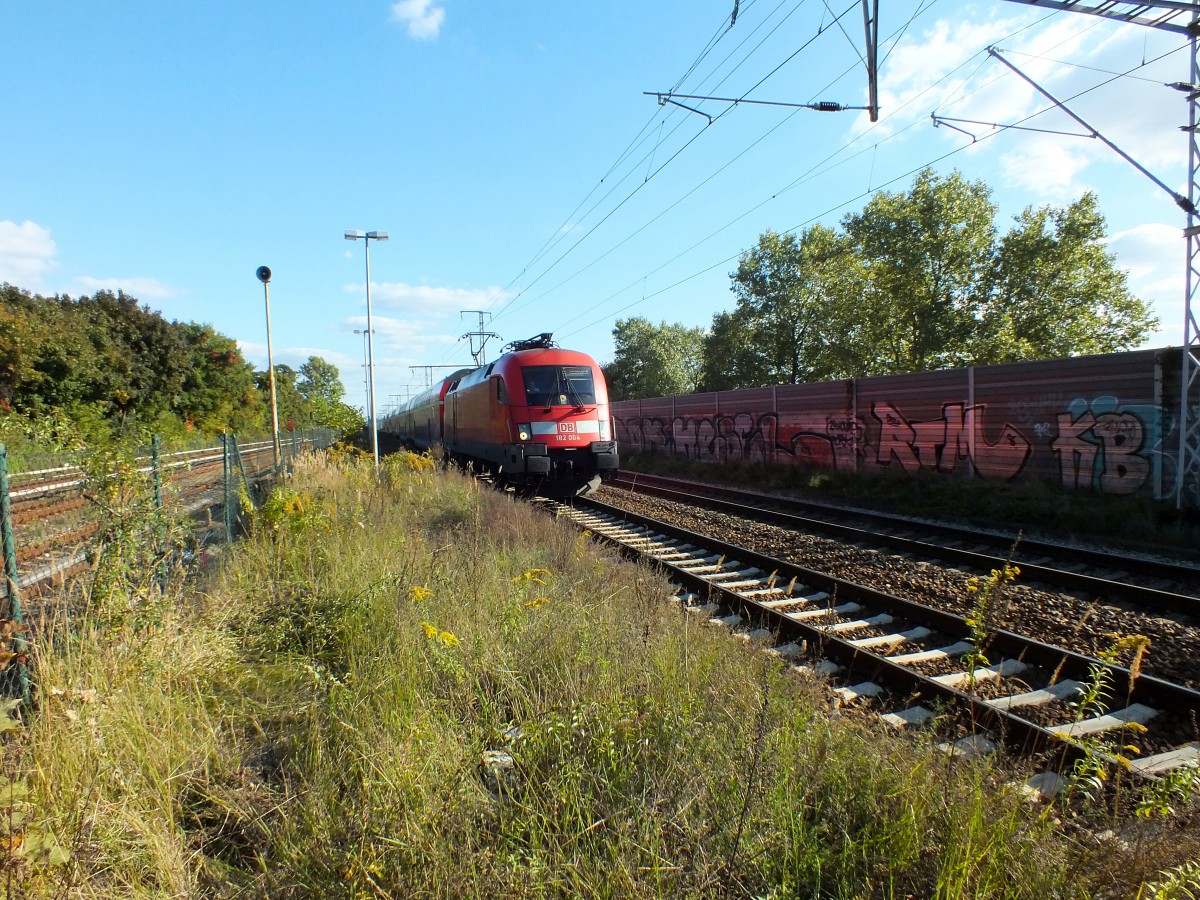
[2,1,1194,415]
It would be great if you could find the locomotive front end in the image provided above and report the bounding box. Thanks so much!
[502,351,619,496]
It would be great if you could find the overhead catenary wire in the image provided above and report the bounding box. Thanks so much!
[484,0,853,330]
[437,3,1177,370]
[556,18,1186,339]
[441,4,989,363]
[431,0,819,369]
[548,3,1002,333]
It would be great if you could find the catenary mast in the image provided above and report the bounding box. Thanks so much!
[994,1,1200,507]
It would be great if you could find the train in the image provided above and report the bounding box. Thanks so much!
[379,333,620,497]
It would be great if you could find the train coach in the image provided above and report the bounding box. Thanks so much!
[379,333,619,497]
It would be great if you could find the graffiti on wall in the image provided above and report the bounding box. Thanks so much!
[614,393,1163,496]
[1051,397,1161,495]
[871,401,1031,481]
[618,413,850,469]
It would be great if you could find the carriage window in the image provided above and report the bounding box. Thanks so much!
[522,365,596,407]
[496,377,508,404]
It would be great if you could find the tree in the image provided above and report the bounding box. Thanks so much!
[603,318,706,401]
[697,309,769,391]
[707,170,1157,388]
[842,168,996,373]
[258,364,303,430]
[978,192,1158,362]
[176,323,262,433]
[710,225,864,389]
[296,355,363,434]
[0,285,47,409]
[297,356,345,405]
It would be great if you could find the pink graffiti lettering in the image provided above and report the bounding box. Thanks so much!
[872,402,921,472]
[873,401,1031,480]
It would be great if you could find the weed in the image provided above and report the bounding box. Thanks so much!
[961,544,1021,695]
[80,440,184,633]
[17,446,1199,898]
[1059,633,1152,809]
[1142,860,1200,899]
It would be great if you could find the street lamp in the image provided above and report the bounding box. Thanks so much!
[256,265,281,468]
[353,328,374,419]
[345,230,388,470]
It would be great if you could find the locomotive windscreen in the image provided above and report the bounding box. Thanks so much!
[522,365,597,407]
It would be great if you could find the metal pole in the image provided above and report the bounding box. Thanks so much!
[355,328,372,419]
[152,435,166,591]
[1,444,29,704]
[0,445,23,624]
[263,281,282,470]
[222,434,234,541]
[1180,25,1200,509]
[364,241,380,471]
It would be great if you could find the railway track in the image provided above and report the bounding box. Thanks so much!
[553,495,1200,793]
[606,471,1200,618]
[3,440,286,603]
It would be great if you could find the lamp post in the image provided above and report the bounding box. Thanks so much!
[256,265,281,468]
[345,230,388,470]
[353,327,374,419]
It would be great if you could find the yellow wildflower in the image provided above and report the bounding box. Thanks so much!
[438,631,460,648]
[409,585,433,603]
[525,597,549,610]
[421,621,438,639]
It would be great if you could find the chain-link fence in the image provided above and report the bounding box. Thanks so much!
[0,429,336,621]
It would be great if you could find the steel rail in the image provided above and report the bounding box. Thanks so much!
[609,472,1200,617]
[561,495,1200,774]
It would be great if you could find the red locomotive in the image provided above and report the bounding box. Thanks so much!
[379,334,619,496]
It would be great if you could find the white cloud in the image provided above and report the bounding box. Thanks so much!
[998,135,1093,198]
[0,220,56,288]
[865,8,1188,200]
[1108,221,1185,344]
[391,0,444,39]
[75,276,180,300]
[1109,222,1181,294]
[343,280,508,314]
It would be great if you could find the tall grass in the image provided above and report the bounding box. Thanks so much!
[10,452,1195,897]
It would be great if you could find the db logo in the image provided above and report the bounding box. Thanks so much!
[558,422,576,433]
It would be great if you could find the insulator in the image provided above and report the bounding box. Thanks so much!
[813,101,843,112]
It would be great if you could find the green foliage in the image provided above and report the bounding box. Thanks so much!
[0,698,69,877]
[1143,860,1200,899]
[981,192,1158,362]
[705,224,864,389]
[961,557,1021,692]
[1060,634,1152,806]
[248,485,331,536]
[0,284,264,441]
[1135,764,1200,821]
[16,452,1199,898]
[175,322,262,434]
[297,356,345,405]
[843,168,997,372]
[703,170,1158,389]
[81,440,183,632]
[603,317,706,401]
[261,356,363,437]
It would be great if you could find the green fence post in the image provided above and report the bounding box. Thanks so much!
[222,433,234,542]
[151,435,166,592]
[230,435,252,530]
[0,445,30,704]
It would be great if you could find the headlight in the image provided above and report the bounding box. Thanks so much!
[518,424,530,441]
